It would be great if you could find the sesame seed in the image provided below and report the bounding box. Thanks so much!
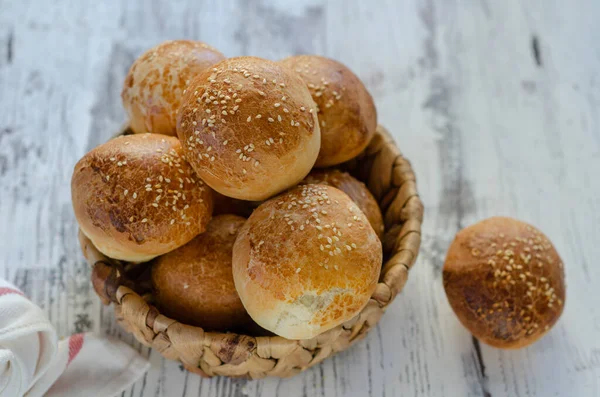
[268,117,274,122]
[141,218,147,223]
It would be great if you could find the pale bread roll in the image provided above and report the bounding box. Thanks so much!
[280,55,377,167]
[232,184,382,339]
[443,217,566,349]
[122,40,225,136]
[177,56,320,201]
[152,215,251,330]
[71,134,213,262]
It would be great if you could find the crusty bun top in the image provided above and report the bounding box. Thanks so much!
[177,56,321,201]
[301,169,384,238]
[232,184,382,340]
[279,55,377,167]
[152,215,250,331]
[71,134,213,262]
[443,217,565,349]
[122,40,225,136]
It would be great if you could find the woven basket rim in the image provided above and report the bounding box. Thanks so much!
[79,123,423,378]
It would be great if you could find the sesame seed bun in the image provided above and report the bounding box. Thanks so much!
[177,56,321,201]
[151,215,251,331]
[122,40,225,136]
[71,134,213,263]
[279,55,377,167]
[232,184,382,339]
[301,169,384,239]
[443,217,566,349]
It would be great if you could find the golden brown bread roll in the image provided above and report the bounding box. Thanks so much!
[151,215,251,330]
[443,217,566,349]
[71,134,213,262]
[177,56,320,201]
[232,184,382,339]
[301,169,384,238]
[279,55,377,167]
[122,40,225,136]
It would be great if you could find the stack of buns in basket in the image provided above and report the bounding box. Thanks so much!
[72,40,385,340]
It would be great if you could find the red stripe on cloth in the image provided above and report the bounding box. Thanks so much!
[0,287,24,297]
[67,333,85,366]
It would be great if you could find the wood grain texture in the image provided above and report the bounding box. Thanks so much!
[0,0,598,396]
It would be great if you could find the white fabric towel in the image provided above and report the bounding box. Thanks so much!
[0,278,150,397]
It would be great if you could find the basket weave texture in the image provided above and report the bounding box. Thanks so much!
[79,124,423,378]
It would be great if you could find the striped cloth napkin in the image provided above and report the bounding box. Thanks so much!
[0,279,150,397]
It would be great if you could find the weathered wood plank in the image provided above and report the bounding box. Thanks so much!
[0,0,599,396]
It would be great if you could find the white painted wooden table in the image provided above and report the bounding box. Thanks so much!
[1,0,599,396]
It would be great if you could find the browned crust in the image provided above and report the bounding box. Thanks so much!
[71,134,213,262]
[232,184,382,339]
[177,56,321,201]
[152,215,251,331]
[301,169,384,239]
[443,217,566,349]
[279,55,377,167]
[122,40,225,136]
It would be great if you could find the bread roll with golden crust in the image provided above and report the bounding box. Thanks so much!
[443,217,566,349]
[151,215,250,330]
[232,184,382,340]
[279,55,377,167]
[72,134,213,262]
[122,40,225,136]
[301,169,384,238]
[177,56,320,201]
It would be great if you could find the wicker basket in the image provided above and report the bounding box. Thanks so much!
[78,124,423,379]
